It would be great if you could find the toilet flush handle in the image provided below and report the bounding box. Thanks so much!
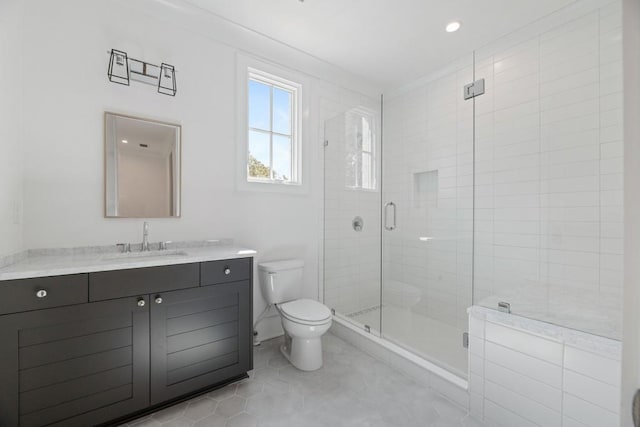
[224,266,231,275]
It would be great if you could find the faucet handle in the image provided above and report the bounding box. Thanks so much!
[159,241,171,251]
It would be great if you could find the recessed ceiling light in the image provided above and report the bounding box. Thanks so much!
[446,21,461,33]
[121,139,128,144]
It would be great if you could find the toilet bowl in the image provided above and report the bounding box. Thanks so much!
[278,298,332,371]
[258,260,333,371]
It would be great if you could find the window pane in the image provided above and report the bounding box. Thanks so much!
[272,135,291,181]
[273,87,292,135]
[248,130,270,179]
[362,152,373,190]
[361,117,372,152]
[249,79,271,131]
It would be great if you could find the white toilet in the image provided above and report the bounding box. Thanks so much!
[258,259,332,371]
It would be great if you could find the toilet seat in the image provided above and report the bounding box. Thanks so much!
[279,299,332,325]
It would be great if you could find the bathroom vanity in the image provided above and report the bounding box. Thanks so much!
[0,246,254,427]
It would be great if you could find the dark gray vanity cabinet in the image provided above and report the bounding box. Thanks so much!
[149,281,252,405]
[0,256,253,427]
[0,295,150,427]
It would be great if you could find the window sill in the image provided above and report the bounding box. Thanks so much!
[237,178,308,195]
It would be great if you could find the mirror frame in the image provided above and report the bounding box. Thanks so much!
[104,111,182,218]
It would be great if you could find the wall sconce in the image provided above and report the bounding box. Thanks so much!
[107,49,130,86]
[107,49,177,96]
[158,63,177,96]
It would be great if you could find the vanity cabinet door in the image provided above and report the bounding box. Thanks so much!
[0,296,150,427]
[149,281,252,405]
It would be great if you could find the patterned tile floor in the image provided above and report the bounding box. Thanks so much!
[121,333,484,427]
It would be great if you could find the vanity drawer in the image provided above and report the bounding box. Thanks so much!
[0,274,88,315]
[201,258,251,286]
[90,263,199,301]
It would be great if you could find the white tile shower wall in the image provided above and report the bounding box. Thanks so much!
[469,309,622,427]
[472,0,623,337]
[323,110,381,316]
[382,59,474,333]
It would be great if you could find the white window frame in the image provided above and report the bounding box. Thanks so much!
[236,54,309,194]
[247,70,300,183]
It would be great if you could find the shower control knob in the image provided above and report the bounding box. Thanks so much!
[137,298,145,307]
[155,296,163,304]
[36,289,47,298]
[224,267,231,275]
[352,216,364,232]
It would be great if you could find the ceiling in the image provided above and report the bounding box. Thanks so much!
[181,0,576,89]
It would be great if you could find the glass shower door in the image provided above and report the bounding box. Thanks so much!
[472,3,624,340]
[323,108,382,334]
[381,56,474,378]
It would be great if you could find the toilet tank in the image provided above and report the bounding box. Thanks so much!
[258,259,304,305]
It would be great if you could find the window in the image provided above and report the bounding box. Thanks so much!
[246,68,300,184]
[346,110,376,190]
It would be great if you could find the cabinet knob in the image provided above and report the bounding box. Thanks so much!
[36,289,47,298]
[137,298,145,307]
[224,267,231,275]
[155,296,163,304]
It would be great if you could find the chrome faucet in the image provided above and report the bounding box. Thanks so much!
[141,222,150,252]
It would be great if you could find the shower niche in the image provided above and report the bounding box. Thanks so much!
[412,170,438,208]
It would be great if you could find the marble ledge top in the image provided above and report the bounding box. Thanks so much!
[0,240,257,281]
[469,305,622,360]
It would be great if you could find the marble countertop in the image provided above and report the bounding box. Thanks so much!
[0,241,257,281]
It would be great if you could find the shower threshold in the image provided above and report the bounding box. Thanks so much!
[330,314,469,408]
[344,305,468,380]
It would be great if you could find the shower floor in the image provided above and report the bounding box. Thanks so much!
[348,305,468,377]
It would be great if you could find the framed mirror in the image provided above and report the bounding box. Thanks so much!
[105,112,181,218]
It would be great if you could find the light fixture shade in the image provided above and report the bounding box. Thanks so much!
[158,63,177,96]
[107,49,130,86]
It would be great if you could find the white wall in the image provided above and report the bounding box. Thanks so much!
[0,0,24,258]
[621,0,640,423]
[16,0,379,339]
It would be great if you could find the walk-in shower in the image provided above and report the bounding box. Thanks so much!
[323,0,623,383]
[323,58,474,378]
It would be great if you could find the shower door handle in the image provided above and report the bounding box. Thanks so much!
[384,202,396,231]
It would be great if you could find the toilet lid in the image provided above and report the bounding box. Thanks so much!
[279,299,332,323]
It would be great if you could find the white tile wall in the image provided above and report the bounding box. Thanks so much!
[328,0,622,389]
[381,1,623,354]
[471,0,624,340]
[469,309,622,427]
[382,59,474,333]
[564,345,621,386]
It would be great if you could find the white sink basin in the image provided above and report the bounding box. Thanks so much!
[102,250,189,261]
